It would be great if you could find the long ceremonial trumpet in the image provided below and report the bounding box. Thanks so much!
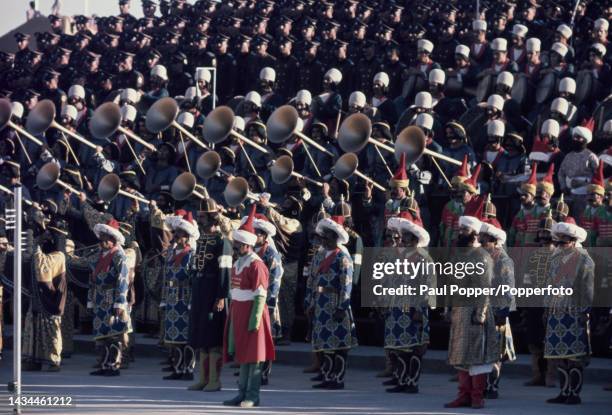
[395,126,462,166]
[201,106,269,154]
[195,150,231,179]
[26,100,97,149]
[89,102,157,152]
[171,172,206,201]
[0,98,43,146]
[332,153,386,191]
[36,162,82,195]
[146,97,210,150]
[0,184,33,205]
[98,173,150,204]
[338,113,394,153]
[270,155,323,187]
[223,176,278,208]
[266,106,334,156]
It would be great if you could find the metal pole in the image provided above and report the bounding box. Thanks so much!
[6,185,23,413]
[85,0,90,17]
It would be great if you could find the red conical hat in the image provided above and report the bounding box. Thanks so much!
[389,153,409,188]
[463,194,485,219]
[233,204,258,245]
[520,162,538,196]
[330,215,346,226]
[451,154,470,186]
[459,163,481,193]
[537,163,555,195]
[587,160,605,195]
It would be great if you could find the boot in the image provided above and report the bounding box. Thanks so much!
[303,352,321,373]
[203,348,222,391]
[404,354,422,394]
[386,352,407,393]
[444,370,472,408]
[242,363,263,406]
[325,351,346,390]
[545,359,557,387]
[223,364,248,406]
[546,364,570,404]
[484,363,500,399]
[181,346,196,380]
[376,350,395,377]
[565,367,583,405]
[90,345,110,376]
[164,346,183,380]
[524,352,545,386]
[312,353,334,388]
[261,360,272,386]
[188,350,209,391]
[471,374,487,409]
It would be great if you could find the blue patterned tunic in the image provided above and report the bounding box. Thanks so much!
[384,248,434,351]
[162,245,195,344]
[257,242,283,339]
[88,248,131,341]
[544,247,595,360]
[306,246,358,352]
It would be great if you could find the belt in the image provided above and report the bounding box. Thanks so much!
[167,280,190,288]
[317,286,338,294]
[231,287,266,301]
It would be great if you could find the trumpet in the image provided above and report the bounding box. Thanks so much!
[270,155,323,187]
[223,176,278,208]
[26,100,97,149]
[201,106,270,154]
[171,172,206,201]
[266,106,334,157]
[146,97,210,151]
[332,153,386,191]
[98,173,150,204]
[0,99,43,146]
[90,102,157,152]
[36,162,82,195]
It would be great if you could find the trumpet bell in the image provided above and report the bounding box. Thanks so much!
[26,99,56,135]
[90,102,122,139]
[338,113,372,153]
[267,105,299,144]
[332,153,359,180]
[223,176,249,207]
[145,97,179,133]
[0,98,12,129]
[270,155,294,184]
[171,172,199,201]
[395,126,426,163]
[196,151,222,179]
[98,173,122,202]
[36,162,61,190]
[202,106,235,144]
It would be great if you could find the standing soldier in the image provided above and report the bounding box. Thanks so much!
[383,213,433,394]
[251,213,283,385]
[23,226,68,372]
[508,164,542,247]
[306,215,358,390]
[445,200,499,409]
[479,219,516,399]
[581,161,605,242]
[187,196,231,392]
[544,222,594,405]
[161,210,199,380]
[88,219,131,377]
[223,206,275,408]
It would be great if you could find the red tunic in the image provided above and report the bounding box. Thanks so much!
[223,252,276,364]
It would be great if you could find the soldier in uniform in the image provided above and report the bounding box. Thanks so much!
[306,215,357,390]
[187,195,231,392]
[479,219,516,399]
[22,226,68,372]
[214,34,237,104]
[160,210,199,380]
[508,164,547,247]
[88,219,131,376]
[223,206,275,408]
[439,163,480,247]
[274,36,299,101]
[544,222,594,405]
[297,40,324,96]
[113,51,144,90]
[382,213,433,394]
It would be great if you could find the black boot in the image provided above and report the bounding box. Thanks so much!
[325,351,346,390]
[565,367,583,405]
[484,364,500,399]
[312,353,334,388]
[547,365,570,404]
[90,345,110,375]
[386,352,407,393]
[403,353,422,394]
[261,360,272,385]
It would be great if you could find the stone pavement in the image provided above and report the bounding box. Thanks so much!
[0,351,610,415]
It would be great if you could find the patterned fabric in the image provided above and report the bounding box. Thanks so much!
[306,247,358,352]
[589,206,612,247]
[508,204,551,247]
[89,248,132,341]
[162,246,194,344]
[258,243,283,339]
[579,204,601,239]
[439,199,464,247]
[558,149,598,192]
[544,247,595,359]
[23,311,62,365]
[60,290,74,355]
